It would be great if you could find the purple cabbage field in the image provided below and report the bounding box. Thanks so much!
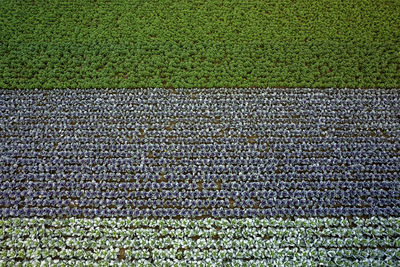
[1,88,399,219]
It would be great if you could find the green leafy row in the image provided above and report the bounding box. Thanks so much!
[0,0,399,89]
[1,217,399,266]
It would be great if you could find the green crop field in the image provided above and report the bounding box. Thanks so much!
[1,0,399,89]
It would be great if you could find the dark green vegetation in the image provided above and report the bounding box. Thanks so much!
[1,0,399,89]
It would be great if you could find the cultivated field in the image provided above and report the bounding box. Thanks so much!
[1,0,400,266]
[0,0,399,89]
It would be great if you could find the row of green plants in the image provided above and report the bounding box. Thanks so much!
[0,0,399,88]
[1,217,399,266]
